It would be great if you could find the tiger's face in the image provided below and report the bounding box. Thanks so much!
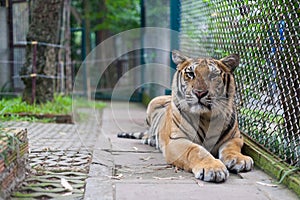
[172,50,240,114]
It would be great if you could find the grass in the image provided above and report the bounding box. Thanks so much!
[0,95,106,122]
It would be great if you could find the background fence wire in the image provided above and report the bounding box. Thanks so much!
[0,1,73,97]
[179,0,299,167]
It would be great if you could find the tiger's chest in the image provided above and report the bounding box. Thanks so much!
[169,110,228,154]
[199,117,225,152]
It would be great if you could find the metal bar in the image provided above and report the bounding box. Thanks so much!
[13,44,26,48]
[14,41,65,48]
[140,0,145,100]
[8,0,14,91]
[81,20,88,98]
[70,27,83,32]
[13,74,63,79]
[170,0,181,66]
[31,41,37,104]
[167,0,181,95]
[10,0,27,3]
[0,60,24,64]
[60,61,64,93]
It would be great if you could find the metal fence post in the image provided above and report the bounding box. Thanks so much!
[167,0,181,95]
[31,41,37,104]
[140,0,145,100]
[170,0,180,67]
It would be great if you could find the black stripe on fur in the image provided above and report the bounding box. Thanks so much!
[225,73,231,98]
[117,132,145,139]
[216,111,236,144]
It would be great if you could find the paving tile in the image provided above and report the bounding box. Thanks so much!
[84,178,114,200]
[5,103,299,200]
[100,102,299,200]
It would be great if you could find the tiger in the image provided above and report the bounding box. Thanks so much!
[118,50,254,182]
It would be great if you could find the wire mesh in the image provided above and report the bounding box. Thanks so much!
[0,1,72,97]
[179,0,299,167]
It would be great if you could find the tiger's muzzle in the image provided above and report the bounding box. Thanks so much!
[193,89,208,100]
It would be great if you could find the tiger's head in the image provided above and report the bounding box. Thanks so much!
[171,50,240,115]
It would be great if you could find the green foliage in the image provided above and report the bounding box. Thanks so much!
[144,0,169,27]
[73,97,106,110]
[240,107,284,124]
[0,95,70,115]
[91,0,140,33]
[0,95,106,122]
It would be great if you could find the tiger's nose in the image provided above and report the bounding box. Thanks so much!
[193,89,208,99]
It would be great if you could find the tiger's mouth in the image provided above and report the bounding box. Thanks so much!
[198,99,212,110]
[193,89,212,110]
[186,94,213,113]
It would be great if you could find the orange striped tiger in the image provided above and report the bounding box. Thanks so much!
[118,50,254,182]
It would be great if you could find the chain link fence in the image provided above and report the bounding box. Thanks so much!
[0,1,73,98]
[179,0,299,167]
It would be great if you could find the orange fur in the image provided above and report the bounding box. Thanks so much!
[145,51,253,182]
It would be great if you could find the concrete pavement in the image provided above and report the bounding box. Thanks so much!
[84,102,299,200]
[5,102,298,199]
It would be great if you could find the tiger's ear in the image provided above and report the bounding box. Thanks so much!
[172,50,188,66]
[220,54,240,72]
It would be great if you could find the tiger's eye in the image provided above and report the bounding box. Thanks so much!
[209,71,221,80]
[185,71,195,79]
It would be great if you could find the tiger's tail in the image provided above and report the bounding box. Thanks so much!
[117,131,157,147]
[117,131,146,139]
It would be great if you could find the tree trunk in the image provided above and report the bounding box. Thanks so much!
[20,0,63,104]
[64,0,72,94]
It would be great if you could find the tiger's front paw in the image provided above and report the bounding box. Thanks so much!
[192,158,229,182]
[220,153,254,173]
